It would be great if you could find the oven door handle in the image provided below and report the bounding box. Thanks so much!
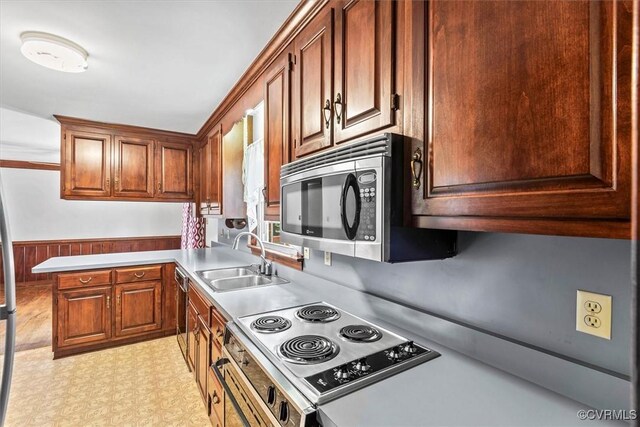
[212,358,251,427]
[340,173,361,241]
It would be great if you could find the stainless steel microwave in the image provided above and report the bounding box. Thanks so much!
[280,133,456,263]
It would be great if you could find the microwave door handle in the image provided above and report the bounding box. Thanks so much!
[340,173,361,241]
[212,358,251,427]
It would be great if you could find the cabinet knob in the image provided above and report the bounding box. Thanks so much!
[323,99,332,129]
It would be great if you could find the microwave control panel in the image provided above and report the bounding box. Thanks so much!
[357,171,377,242]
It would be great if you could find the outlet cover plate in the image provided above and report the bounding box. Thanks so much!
[576,290,612,340]
[324,251,331,266]
[303,247,310,259]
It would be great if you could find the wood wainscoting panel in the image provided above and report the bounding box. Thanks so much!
[0,235,181,285]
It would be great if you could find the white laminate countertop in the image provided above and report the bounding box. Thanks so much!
[33,247,615,426]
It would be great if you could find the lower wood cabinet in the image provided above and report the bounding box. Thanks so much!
[114,280,162,337]
[53,264,176,358]
[196,314,211,401]
[57,286,112,348]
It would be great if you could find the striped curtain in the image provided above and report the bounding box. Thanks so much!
[181,203,205,249]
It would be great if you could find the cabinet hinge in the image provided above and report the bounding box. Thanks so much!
[391,94,400,111]
[288,53,294,71]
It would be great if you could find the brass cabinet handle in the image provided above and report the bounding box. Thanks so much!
[114,177,119,191]
[411,148,423,189]
[78,277,92,284]
[323,99,332,129]
[334,93,343,125]
[117,294,121,305]
[157,182,162,191]
[212,391,220,405]
[216,328,223,338]
[106,178,110,189]
[134,272,146,279]
[106,296,111,309]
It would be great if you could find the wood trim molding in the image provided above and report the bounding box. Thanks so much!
[412,216,630,240]
[196,0,329,140]
[55,115,197,142]
[0,159,60,171]
[248,244,303,271]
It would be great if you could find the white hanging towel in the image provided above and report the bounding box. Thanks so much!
[242,138,264,232]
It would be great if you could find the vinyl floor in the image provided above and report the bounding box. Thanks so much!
[1,337,210,426]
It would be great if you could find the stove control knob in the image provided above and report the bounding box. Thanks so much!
[403,341,417,354]
[335,365,351,380]
[355,358,370,372]
[388,347,402,360]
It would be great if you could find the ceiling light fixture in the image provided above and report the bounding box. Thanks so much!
[20,31,88,73]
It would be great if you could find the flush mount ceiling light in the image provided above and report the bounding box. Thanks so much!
[20,31,88,73]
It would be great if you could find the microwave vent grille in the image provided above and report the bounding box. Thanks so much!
[281,134,394,177]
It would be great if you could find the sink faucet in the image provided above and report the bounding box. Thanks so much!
[232,231,273,276]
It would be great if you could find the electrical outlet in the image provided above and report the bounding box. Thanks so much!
[576,290,612,340]
[324,251,331,266]
[303,247,310,259]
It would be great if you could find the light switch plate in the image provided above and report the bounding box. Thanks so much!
[576,290,612,340]
[303,247,310,259]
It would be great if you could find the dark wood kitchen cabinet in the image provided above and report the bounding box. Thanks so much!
[199,124,223,215]
[52,263,175,358]
[291,0,398,159]
[187,283,213,408]
[57,116,195,202]
[292,5,334,158]
[62,130,112,198]
[196,314,211,402]
[56,286,112,348]
[113,135,154,198]
[155,141,194,200]
[264,47,293,219]
[408,0,633,238]
[114,280,162,337]
[333,0,396,144]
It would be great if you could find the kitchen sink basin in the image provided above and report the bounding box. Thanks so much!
[195,266,288,292]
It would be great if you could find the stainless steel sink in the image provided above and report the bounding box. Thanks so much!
[195,265,288,292]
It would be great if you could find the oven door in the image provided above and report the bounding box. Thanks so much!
[212,355,280,427]
[280,161,360,257]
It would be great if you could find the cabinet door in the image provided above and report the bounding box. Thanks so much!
[163,263,177,333]
[57,286,112,348]
[155,141,193,200]
[187,302,198,371]
[113,136,154,198]
[334,0,395,143]
[264,49,293,219]
[196,315,210,403]
[63,130,112,197]
[201,125,222,214]
[413,0,632,238]
[292,6,334,158]
[114,281,162,337]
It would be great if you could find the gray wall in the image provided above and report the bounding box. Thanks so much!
[301,232,632,377]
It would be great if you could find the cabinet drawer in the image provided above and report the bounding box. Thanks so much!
[208,367,224,424]
[115,265,162,283]
[211,308,226,348]
[58,269,112,290]
[188,282,210,324]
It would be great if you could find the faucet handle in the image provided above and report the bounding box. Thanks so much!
[260,260,273,276]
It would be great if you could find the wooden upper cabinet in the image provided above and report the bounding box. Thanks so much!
[57,286,112,348]
[155,141,193,200]
[63,130,112,198]
[264,48,293,219]
[292,6,334,158]
[113,136,154,198]
[114,280,162,337]
[57,116,195,202]
[200,125,222,214]
[411,0,632,238]
[334,0,395,144]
